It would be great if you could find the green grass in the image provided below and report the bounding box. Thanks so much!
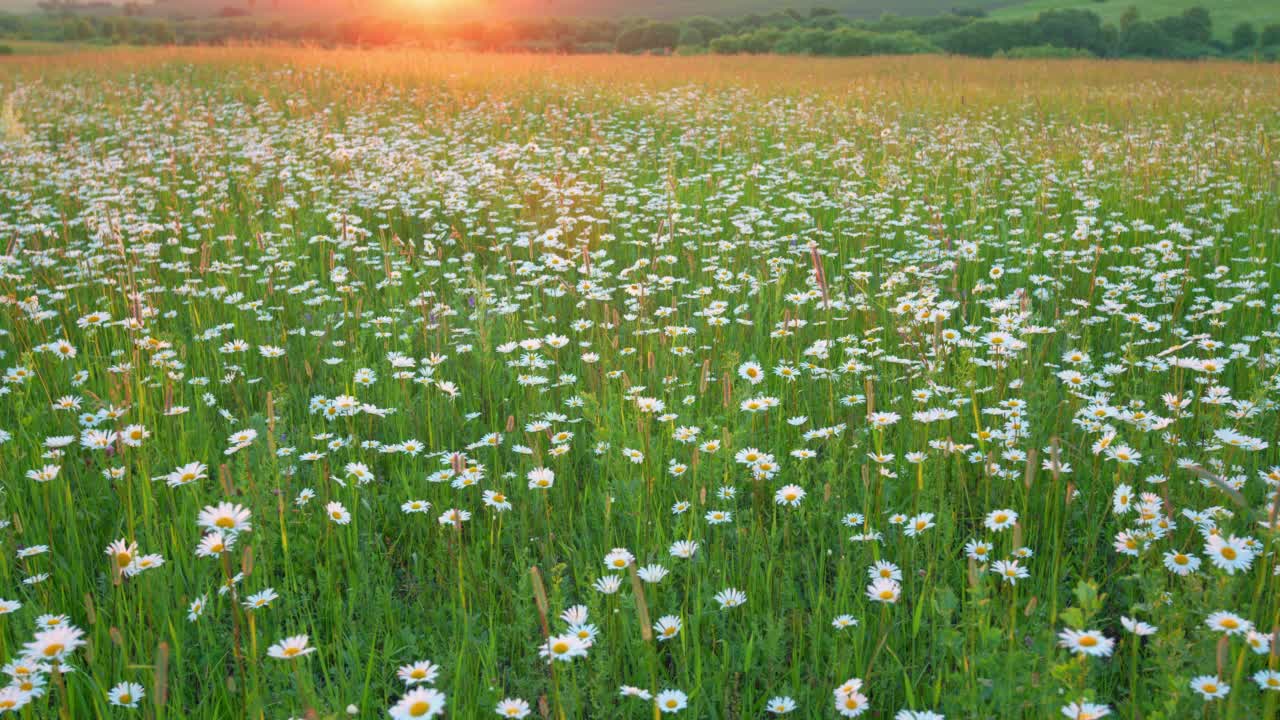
[0,49,1277,720]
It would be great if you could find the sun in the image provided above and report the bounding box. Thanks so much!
[385,0,484,16]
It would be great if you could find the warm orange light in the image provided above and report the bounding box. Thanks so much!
[385,0,483,16]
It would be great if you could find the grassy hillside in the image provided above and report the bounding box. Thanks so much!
[990,0,1280,40]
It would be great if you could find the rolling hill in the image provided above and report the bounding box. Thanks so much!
[989,0,1277,40]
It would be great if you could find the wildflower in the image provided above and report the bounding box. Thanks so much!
[187,595,207,622]
[1162,550,1200,575]
[654,615,682,641]
[108,682,145,708]
[539,634,587,662]
[655,689,688,714]
[766,696,797,714]
[397,661,440,686]
[1205,611,1252,636]
[243,588,279,611]
[603,548,635,570]
[267,635,315,660]
[1189,675,1229,700]
[197,502,252,534]
[593,576,623,594]
[1204,534,1254,574]
[527,467,554,490]
[1060,702,1111,719]
[1253,669,1280,692]
[1057,629,1115,657]
[774,484,805,506]
[637,565,668,583]
[714,588,747,608]
[24,625,86,662]
[984,509,1018,532]
[992,560,1029,585]
[669,540,698,559]
[866,578,900,603]
[390,687,446,719]
[1120,617,1156,636]
[495,698,531,718]
[0,687,32,713]
[326,501,352,525]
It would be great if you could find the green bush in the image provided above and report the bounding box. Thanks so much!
[998,44,1095,59]
[1231,21,1257,51]
[939,20,1031,57]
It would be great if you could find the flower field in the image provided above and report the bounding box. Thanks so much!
[0,49,1278,719]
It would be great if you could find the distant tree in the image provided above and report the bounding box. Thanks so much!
[614,24,648,53]
[774,27,824,54]
[677,25,704,48]
[1121,20,1170,56]
[1260,23,1280,47]
[1181,6,1212,43]
[149,20,174,44]
[684,16,727,42]
[63,17,92,41]
[810,7,839,18]
[0,13,21,34]
[1231,21,1257,51]
[1032,9,1108,55]
[951,7,988,18]
[642,22,680,51]
[1156,7,1210,45]
[939,19,1026,56]
[708,34,742,53]
[739,27,783,53]
[1119,6,1139,32]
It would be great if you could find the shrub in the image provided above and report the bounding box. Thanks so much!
[999,44,1095,59]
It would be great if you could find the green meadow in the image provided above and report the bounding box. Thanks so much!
[0,49,1277,719]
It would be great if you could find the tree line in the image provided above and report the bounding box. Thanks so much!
[2,6,1278,61]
